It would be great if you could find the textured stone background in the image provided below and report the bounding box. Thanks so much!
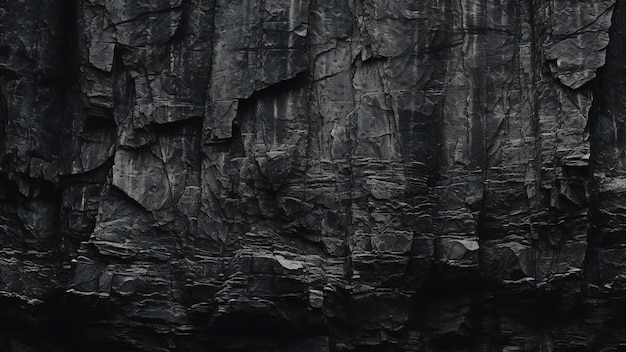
[1,0,625,351]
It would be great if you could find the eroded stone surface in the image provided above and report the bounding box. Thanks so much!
[0,0,625,351]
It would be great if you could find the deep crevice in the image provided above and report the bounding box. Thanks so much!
[583,0,621,290]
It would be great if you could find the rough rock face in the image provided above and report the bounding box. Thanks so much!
[0,0,625,351]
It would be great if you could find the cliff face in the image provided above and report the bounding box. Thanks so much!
[0,0,624,351]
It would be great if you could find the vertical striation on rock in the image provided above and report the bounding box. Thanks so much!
[0,0,624,351]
